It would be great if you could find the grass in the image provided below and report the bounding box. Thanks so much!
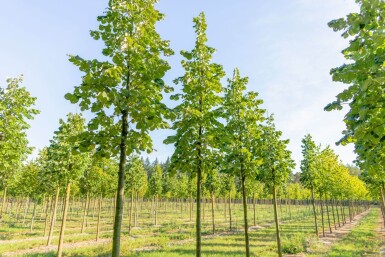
[0,199,375,257]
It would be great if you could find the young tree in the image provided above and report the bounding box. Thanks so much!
[148,164,163,225]
[299,134,321,238]
[49,113,90,257]
[0,76,39,220]
[164,13,225,257]
[258,116,295,257]
[65,1,173,255]
[222,69,265,257]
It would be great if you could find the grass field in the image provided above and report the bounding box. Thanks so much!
[0,198,377,256]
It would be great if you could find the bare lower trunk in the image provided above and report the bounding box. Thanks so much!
[273,183,282,257]
[57,182,71,257]
[96,193,102,242]
[47,187,60,246]
[30,200,38,232]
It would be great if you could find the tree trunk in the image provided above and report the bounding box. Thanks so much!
[57,182,71,257]
[30,200,38,232]
[0,187,7,220]
[44,196,51,237]
[111,110,128,257]
[155,194,158,225]
[229,192,232,231]
[96,193,102,242]
[273,183,282,257]
[325,195,332,234]
[189,193,193,222]
[253,193,256,226]
[331,199,337,230]
[335,200,341,228]
[311,188,319,238]
[47,187,60,246]
[196,130,203,257]
[128,191,134,234]
[211,192,215,235]
[22,196,30,225]
[81,192,89,233]
[320,194,325,237]
[241,173,250,257]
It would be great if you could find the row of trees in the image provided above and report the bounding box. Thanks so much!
[325,0,385,223]
[300,134,369,239]
[0,1,375,257]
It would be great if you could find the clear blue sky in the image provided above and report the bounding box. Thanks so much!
[0,0,359,171]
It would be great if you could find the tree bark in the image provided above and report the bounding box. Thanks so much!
[311,188,319,238]
[47,187,60,246]
[81,192,89,233]
[273,183,282,257]
[112,110,128,257]
[241,173,250,257]
[0,187,7,221]
[96,193,102,242]
[30,200,37,232]
[211,192,215,235]
[57,182,71,257]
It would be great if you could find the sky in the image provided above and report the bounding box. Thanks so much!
[0,0,360,172]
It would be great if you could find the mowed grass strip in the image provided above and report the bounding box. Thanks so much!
[308,208,381,257]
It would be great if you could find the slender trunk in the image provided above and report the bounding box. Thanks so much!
[47,187,60,246]
[229,192,232,231]
[331,199,336,230]
[273,183,282,257]
[111,110,128,257]
[81,193,89,233]
[253,193,256,226]
[128,191,134,234]
[320,194,325,237]
[189,193,193,222]
[30,200,38,232]
[325,194,332,234]
[224,195,227,225]
[311,188,318,238]
[241,174,250,257]
[155,194,158,225]
[335,200,341,228]
[44,196,51,237]
[57,182,71,257]
[0,187,7,220]
[96,193,102,242]
[134,192,138,227]
[196,124,203,257]
[22,196,30,225]
[211,192,215,235]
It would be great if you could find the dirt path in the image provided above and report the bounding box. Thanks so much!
[2,238,111,257]
[317,209,370,246]
[284,209,371,257]
[377,212,385,256]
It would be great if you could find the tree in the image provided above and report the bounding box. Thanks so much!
[258,116,295,257]
[54,114,90,257]
[126,156,148,233]
[299,134,321,238]
[222,69,265,257]
[164,12,225,257]
[148,164,163,225]
[65,0,173,255]
[326,0,385,203]
[0,76,39,220]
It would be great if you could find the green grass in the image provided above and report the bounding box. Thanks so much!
[0,199,375,257]
[308,208,381,257]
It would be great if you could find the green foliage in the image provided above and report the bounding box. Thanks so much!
[165,12,225,174]
[0,76,39,189]
[66,0,173,158]
[126,156,148,197]
[258,116,295,190]
[44,113,90,188]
